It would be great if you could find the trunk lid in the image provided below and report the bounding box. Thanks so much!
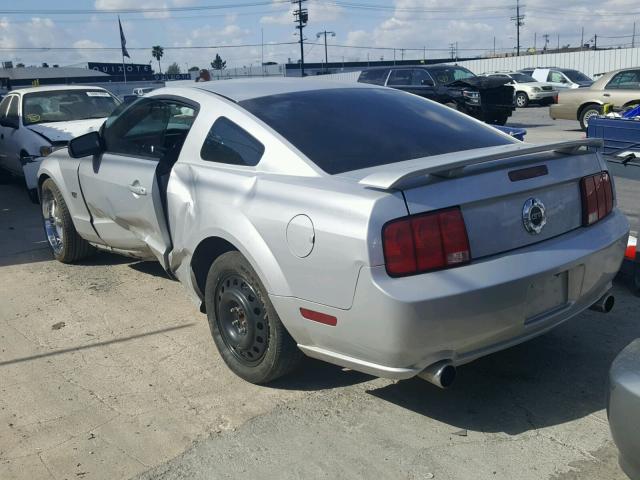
[352,140,605,260]
[401,151,602,258]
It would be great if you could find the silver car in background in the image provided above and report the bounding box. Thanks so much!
[37,78,629,385]
[608,339,640,480]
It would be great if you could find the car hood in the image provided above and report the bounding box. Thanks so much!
[27,118,106,144]
[446,76,511,89]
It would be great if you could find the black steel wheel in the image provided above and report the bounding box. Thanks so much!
[204,251,302,384]
[215,273,269,366]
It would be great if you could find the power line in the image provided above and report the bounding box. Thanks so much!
[0,1,291,15]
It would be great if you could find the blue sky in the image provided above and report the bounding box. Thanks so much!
[1,0,639,71]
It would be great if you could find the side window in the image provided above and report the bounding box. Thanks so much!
[411,69,433,86]
[0,95,11,118]
[103,98,196,161]
[7,96,19,119]
[548,71,566,83]
[200,117,264,166]
[607,71,640,90]
[359,70,387,85]
[387,69,412,86]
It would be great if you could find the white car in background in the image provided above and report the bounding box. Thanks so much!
[484,72,557,108]
[520,68,593,90]
[0,85,120,201]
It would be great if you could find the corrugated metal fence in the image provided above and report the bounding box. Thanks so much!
[451,47,640,78]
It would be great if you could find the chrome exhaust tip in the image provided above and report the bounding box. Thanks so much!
[589,293,615,313]
[417,360,456,389]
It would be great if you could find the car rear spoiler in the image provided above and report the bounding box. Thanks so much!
[358,138,603,190]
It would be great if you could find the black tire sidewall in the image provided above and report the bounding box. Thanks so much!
[516,92,529,108]
[204,251,295,384]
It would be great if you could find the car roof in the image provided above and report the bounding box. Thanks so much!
[189,77,382,102]
[9,85,110,95]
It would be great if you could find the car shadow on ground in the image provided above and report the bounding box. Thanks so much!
[367,284,639,435]
[268,358,374,391]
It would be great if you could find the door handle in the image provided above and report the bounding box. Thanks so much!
[603,93,611,97]
[128,182,147,196]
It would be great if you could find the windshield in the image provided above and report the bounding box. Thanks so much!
[430,66,476,85]
[509,73,536,83]
[240,88,514,175]
[22,90,120,125]
[563,70,592,82]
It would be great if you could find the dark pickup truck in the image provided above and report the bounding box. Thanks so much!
[358,64,515,125]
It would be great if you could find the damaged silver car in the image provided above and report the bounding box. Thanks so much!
[37,78,629,385]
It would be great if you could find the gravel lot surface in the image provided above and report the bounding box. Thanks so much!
[0,106,638,480]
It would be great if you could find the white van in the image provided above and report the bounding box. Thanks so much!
[520,68,593,90]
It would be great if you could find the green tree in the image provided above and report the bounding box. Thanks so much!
[188,66,200,72]
[166,62,181,75]
[210,53,226,70]
[151,45,164,74]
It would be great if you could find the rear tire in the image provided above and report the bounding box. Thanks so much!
[579,104,601,131]
[40,178,94,263]
[515,92,529,108]
[204,251,302,384]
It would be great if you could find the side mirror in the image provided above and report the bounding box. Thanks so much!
[421,79,434,86]
[68,131,103,158]
[0,116,19,129]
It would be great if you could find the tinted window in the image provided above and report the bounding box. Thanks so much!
[103,98,196,160]
[563,70,591,82]
[358,69,388,85]
[428,66,475,85]
[240,88,515,174]
[200,117,264,166]
[411,69,433,85]
[509,73,536,83]
[607,70,640,90]
[22,90,119,125]
[387,69,412,86]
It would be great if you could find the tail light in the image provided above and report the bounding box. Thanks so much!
[382,207,470,277]
[580,171,613,226]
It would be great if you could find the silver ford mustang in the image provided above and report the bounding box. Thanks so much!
[37,78,629,385]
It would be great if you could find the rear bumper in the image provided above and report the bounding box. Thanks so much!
[550,103,578,121]
[273,210,629,379]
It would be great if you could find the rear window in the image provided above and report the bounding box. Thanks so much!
[240,88,515,174]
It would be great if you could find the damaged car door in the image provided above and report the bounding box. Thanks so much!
[78,97,197,266]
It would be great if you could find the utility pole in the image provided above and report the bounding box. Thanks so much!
[316,30,335,73]
[594,34,598,50]
[423,46,426,62]
[633,22,636,48]
[449,43,455,60]
[581,26,584,48]
[543,33,550,51]
[400,48,405,61]
[511,0,525,56]
[292,0,308,76]
[393,48,396,65]
[557,34,560,51]
[261,28,264,76]
[493,36,496,56]
[534,32,536,52]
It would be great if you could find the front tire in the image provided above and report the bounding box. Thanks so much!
[515,92,529,108]
[579,104,601,131]
[40,178,94,263]
[204,251,302,384]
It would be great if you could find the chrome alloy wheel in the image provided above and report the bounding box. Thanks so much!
[42,188,64,254]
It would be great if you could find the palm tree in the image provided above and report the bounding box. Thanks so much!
[151,45,164,74]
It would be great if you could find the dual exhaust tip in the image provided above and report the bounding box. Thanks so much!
[418,360,457,389]
[419,292,615,389]
[589,292,615,313]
